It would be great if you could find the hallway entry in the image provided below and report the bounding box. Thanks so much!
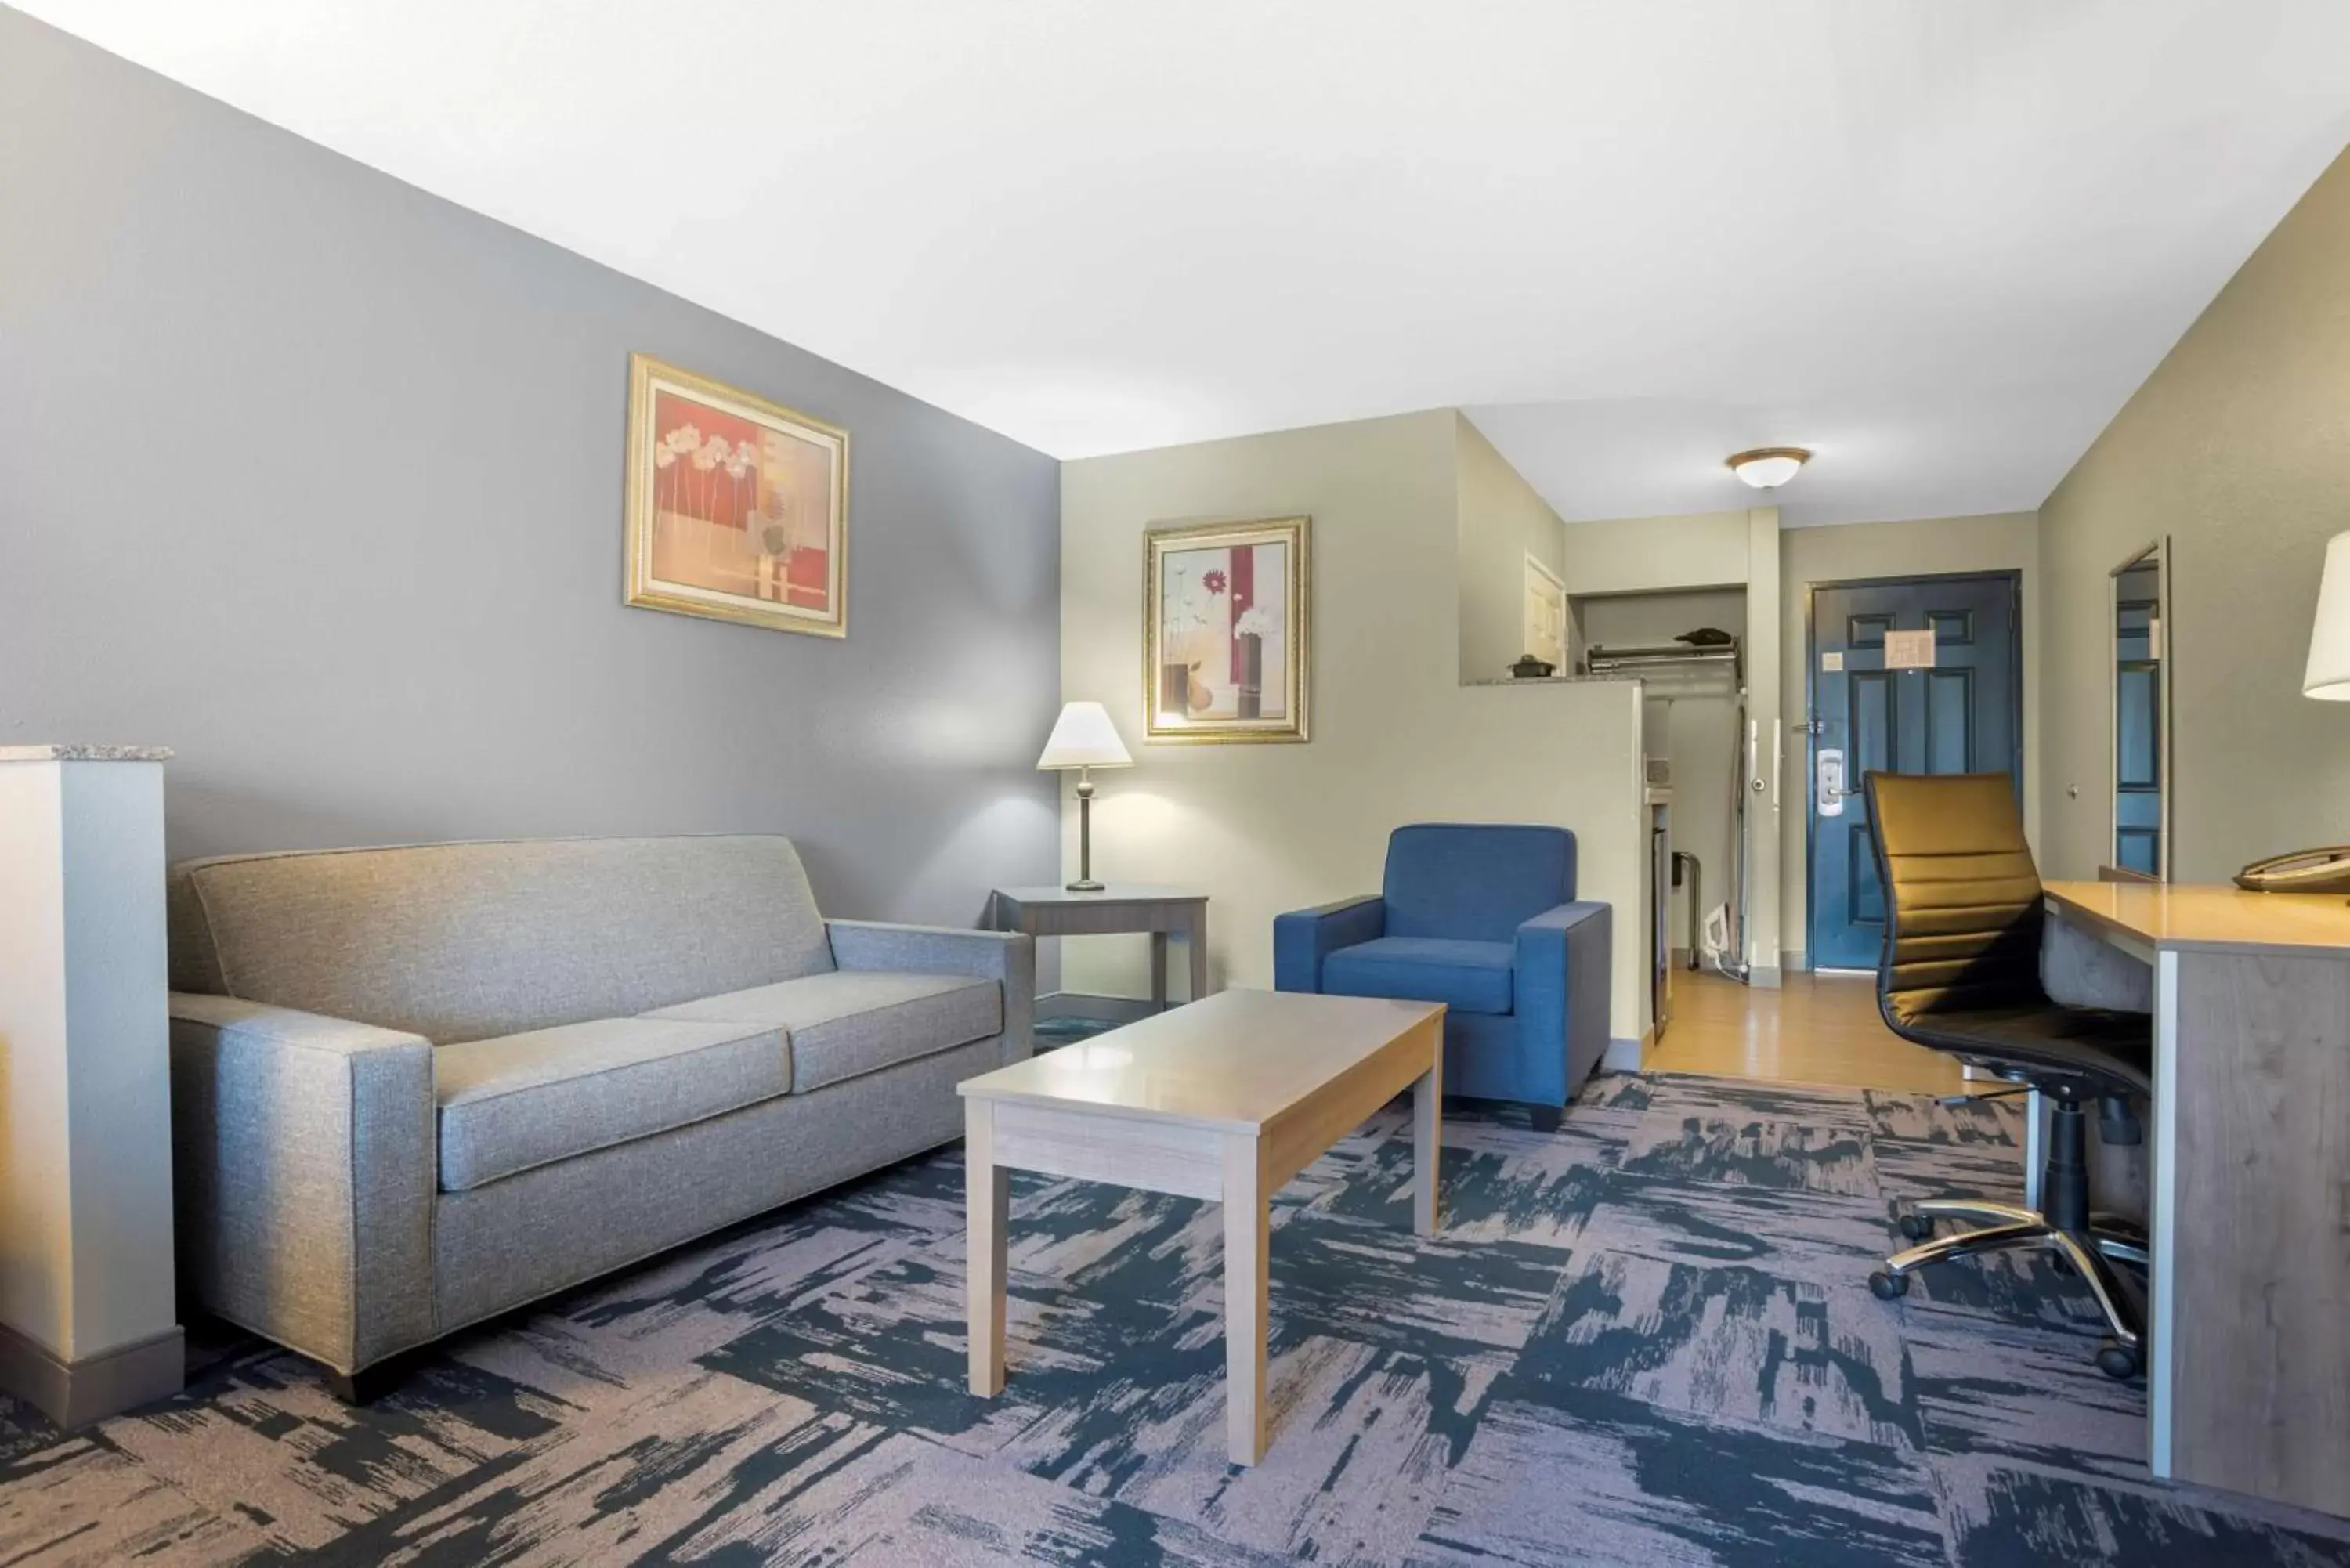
[1805,572,2022,970]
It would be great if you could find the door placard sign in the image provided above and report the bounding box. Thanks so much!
[1820,650,1845,672]
[1883,628,1936,670]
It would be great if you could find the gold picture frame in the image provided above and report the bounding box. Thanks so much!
[1144,516,1311,743]
[623,353,848,637]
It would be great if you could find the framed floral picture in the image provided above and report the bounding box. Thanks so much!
[623,353,848,637]
[1144,516,1311,743]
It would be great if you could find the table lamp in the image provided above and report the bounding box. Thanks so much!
[1037,700,1133,892]
[2305,529,2350,699]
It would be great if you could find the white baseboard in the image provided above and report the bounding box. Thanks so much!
[0,1321,182,1429]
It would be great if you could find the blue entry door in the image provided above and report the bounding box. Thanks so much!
[1807,573,2022,970]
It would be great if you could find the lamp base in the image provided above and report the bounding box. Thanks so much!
[1065,878,1106,894]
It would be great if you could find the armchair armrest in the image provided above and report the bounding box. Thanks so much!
[1513,901,1613,1103]
[825,921,1036,1064]
[167,993,436,1374]
[1274,895,1386,993]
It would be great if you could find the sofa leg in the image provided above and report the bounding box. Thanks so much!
[1528,1105,1564,1133]
[325,1363,404,1405]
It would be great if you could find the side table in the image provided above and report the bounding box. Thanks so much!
[989,884,1209,1010]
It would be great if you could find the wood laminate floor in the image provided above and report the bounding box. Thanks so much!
[1645,967,1969,1095]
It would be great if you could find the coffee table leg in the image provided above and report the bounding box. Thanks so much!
[967,1100,1008,1397]
[1412,1041,1443,1236]
[1223,1134,1269,1465]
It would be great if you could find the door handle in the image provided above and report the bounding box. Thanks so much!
[1817,748,1848,816]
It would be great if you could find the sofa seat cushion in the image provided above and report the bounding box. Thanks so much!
[645,970,1002,1093]
[436,1017,788,1192]
[1321,937,1515,1016]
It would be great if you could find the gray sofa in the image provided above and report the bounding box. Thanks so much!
[164,834,1032,1391]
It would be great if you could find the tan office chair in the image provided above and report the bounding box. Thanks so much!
[1863,771,2151,1379]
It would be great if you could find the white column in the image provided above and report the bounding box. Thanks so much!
[0,746,182,1425]
[1743,506,1784,985]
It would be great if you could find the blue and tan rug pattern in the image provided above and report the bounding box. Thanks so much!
[0,1071,2345,1566]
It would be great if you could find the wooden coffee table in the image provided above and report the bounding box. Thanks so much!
[956,988,1446,1465]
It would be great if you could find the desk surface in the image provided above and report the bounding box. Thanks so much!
[2044,879,2350,955]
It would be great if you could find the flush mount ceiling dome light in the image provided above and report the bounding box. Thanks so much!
[1727,447,1812,490]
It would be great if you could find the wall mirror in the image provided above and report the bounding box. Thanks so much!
[2110,538,2171,878]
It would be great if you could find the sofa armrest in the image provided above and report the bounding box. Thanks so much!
[1513,901,1613,1103]
[825,921,1036,1064]
[1273,895,1386,993]
[168,993,437,1374]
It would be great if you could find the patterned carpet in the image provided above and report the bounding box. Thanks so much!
[1,1071,2345,1566]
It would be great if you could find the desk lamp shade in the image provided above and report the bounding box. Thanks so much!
[1037,702,1132,891]
[2306,530,2350,699]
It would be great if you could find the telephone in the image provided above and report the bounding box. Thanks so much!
[2234,847,2350,894]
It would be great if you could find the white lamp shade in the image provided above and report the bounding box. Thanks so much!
[2305,529,2350,699]
[1037,701,1133,770]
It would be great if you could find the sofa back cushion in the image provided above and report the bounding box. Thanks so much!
[1382,823,1576,944]
[168,835,833,1043]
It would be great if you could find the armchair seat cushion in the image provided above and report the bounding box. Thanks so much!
[436,1017,790,1192]
[646,970,1001,1093]
[1321,937,1514,1015]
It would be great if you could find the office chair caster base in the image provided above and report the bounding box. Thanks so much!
[1868,1269,1911,1300]
[2096,1339,2142,1381]
[1897,1213,1935,1241]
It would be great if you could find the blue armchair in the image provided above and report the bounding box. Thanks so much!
[1274,823,1611,1127]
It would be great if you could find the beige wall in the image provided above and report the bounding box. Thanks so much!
[1778,512,2041,966]
[1554,509,1784,981]
[1456,416,1568,682]
[1059,410,1649,1046]
[2040,149,2350,883]
[1559,511,1752,596]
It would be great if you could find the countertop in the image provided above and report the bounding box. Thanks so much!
[0,744,173,762]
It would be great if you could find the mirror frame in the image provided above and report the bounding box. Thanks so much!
[2107,537,2173,881]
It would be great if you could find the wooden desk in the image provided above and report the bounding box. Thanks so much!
[2043,880,2350,1516]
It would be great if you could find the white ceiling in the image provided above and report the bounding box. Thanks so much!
[23,0,2350,526]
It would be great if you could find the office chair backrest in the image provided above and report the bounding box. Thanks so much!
[1866,772,2045,1025]
[1383,822,1576,944]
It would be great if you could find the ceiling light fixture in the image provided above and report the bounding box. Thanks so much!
[1727,447,1812,490]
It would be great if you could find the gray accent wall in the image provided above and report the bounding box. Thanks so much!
[0,10,1060,928]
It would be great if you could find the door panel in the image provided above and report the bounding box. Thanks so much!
[1808,574,2021,970]
[1925,668,1974,773]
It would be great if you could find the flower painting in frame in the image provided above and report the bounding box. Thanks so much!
[1144,516,1311,743]
[623,354,848,637]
